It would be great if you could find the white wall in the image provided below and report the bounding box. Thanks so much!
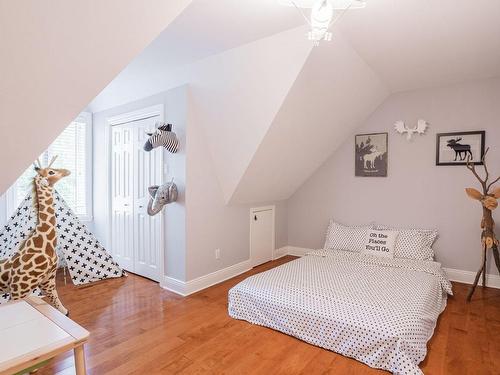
[164,87,188,281]
[93,87,188,281]
[185,26,312,204]
[231,32,388,204]
[287,79,500,275]
[186,98,287,279]
[93,86,288,282]
[91,26,313,205]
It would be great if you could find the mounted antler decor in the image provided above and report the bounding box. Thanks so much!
[464,147,500,301]
[394,119,428,141]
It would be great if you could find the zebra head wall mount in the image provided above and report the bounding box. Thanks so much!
[144,122,180,153]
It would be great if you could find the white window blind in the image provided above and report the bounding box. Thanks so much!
[9,113,92,220]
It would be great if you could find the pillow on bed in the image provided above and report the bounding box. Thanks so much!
[363,229,398,258]
[324,220,373,252]
[374,224,438,261]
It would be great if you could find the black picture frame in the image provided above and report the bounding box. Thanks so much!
[355,132,388,177]
[435,131,485,166]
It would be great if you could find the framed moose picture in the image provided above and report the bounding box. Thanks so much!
[436,131,485,166]
[355,132,388,177]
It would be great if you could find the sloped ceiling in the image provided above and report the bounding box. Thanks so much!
[0,0,191,194]
[89,0,305,112]
[229,0,500,203]
[88,0,500,205]
[92,26,313,204]
[230,32,388,203]
[187,27,313,203]
[230,0,500,203]
[338,0,500,92]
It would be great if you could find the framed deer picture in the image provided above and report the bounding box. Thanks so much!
[436,131,485,166]
[355,132,388,177]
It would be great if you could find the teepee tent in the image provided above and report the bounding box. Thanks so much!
[0,190,124,303]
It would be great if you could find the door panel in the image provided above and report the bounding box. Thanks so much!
[133,119,162,281]
[250,209,274,267]
[111,125,134,271]
[110,115,162,282]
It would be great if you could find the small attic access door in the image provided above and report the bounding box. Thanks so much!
[108,105,164,282]
[250,206,275,267]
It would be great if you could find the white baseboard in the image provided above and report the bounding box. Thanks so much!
[273,246,289,260]
[444,267,500,289]
[162,276,186,295]
[284,246,311,257]
[162,259,252,297]
[162,247,297,296]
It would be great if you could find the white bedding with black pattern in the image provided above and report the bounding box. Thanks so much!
[228,250,452,375]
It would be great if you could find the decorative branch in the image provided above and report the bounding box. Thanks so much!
[487,176,500,192]
[464,146,500,301]
[468,147,500,193]
[482,148,490,184]
[466,154,487,193]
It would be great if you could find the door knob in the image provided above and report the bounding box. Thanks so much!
[254,215,257,221]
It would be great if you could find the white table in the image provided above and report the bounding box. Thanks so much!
[0,297,89,375]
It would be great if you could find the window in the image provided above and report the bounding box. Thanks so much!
[7,112,93,221]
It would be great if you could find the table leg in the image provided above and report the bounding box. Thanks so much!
[74,345,86,375]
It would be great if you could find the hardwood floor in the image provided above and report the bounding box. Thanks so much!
[37,256,500,375]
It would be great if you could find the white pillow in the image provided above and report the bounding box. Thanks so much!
[324,220,373,252]
[363,229,398,258]
[375,224,438,261]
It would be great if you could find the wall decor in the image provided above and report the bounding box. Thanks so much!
[463,148,500,301]
[436,131,485,166]
[144,122,180,153]
[394,119,428,141]
[355,133,388,177]
[147,180,178,216]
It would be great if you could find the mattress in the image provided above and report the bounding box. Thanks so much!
[228,249,452,375]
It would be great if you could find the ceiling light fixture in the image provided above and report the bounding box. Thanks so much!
[279,0,367,45]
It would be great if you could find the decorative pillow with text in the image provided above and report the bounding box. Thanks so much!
[363,229,398,258]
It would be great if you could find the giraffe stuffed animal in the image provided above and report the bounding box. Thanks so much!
[0,156,70,315]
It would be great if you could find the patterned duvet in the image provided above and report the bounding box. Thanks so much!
[228,250,453,375]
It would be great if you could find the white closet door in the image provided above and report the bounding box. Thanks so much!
[110,125,134,271]
[250,208,275,267]
[110,114,163,282]
[133,119,162,282]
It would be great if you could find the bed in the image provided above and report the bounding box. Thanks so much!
[228,249,453,375]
